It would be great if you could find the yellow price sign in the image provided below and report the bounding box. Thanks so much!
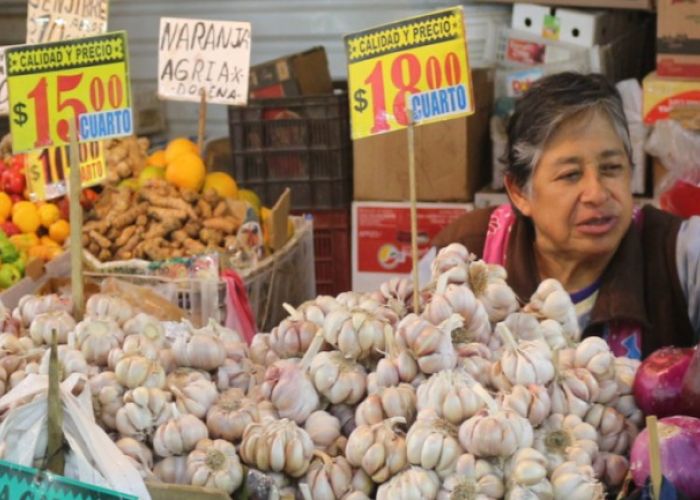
[345,7,474,140]
[26,141,106,201]
[6,32,132,153]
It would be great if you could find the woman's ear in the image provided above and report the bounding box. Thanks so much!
[504,175,533,217]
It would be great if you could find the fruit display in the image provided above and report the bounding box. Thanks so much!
[0,242,645,498]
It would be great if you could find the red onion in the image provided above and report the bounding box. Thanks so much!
[633,347,693,418]
[681,347,700,418]
[630,416,700,499]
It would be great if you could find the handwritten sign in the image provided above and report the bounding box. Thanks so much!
[345,7,474,140]
[27,0,109,44]
[158,17,252,106]
[7,32,132,152]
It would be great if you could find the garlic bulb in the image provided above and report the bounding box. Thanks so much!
[406,409,461,478]
[29,311,76,346]
[304,411,342,450]
[416,369,484,426]
[1,333,33,375]
[574,337,615,382]
[270,305,320,358]
[376,466,440,500]
[168,371,218,418]
[0,366,7,397]
[533,414,599,472]
[613,394,643,428]
[172,333,226,371]
[207,388,277,442]
[345,417,407,483]
[431,243,472,278]
[396,314,458,374]
[13,294,71,327]
[121,334,159,361]
[115,355,166,389]
[458,384,533,458]
[216,357,262,393]
[501,384,552,427]
[550,461,605,499]
[116,437,154,478]
[158,349,177,374]
[330,404,357,437]
[295,298,335,327]
[540,319,569,351]
[122,313,166,346]
[260,333,323,424]
[369,326,419,392]
[250,333,280,366]
[86,293,135,325]
[153,411,209,457]
[310,351,367,405]
[584,404,628,454]
[371,277,415,316]
[525,279,580,342]
[154,456,189,484]
[89,371,125,429]
[548,367,600,418]
[8,362,39,390]
[464,261,519,323]
[323,308,387,362]
[355,383,416,426]
[305,451,354,500]
[504,447,553,499]
[115,387,172,439]
[68,317,124,366]
[613,357,640,395]
[439,453,505,500]
[423,284,491,346]
[39,346,88,380]
[491,323,554,390]
[592,452,629,489]
[457,342,493,387]
[239,418,314,477]
[186,439,243,494]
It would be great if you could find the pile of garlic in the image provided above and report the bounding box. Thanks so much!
[0,242,641,499]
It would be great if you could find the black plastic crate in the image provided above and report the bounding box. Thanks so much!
[227,91,352,210]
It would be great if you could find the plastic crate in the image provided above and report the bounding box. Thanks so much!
[303,209,351,296]
[228,92,352,210]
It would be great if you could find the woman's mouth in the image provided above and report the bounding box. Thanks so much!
[576,215,618,235]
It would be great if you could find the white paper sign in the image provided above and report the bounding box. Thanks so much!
[0,46,9,116]
[158,17,252,106]
[26,0,109,44]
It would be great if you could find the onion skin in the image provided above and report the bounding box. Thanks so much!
[633,347,692,418]
[630,415,700,499]
[681,347,700,418]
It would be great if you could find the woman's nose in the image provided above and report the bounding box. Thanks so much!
[580,171,609,205]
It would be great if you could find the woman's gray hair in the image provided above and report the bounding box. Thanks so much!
[505,72,633,190]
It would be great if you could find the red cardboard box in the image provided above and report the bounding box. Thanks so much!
[657,0,700,78]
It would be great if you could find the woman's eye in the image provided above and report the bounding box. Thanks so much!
[557,171,580,181]
[602,164,623,175]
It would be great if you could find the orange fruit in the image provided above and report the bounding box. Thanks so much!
[165,138,199,164]
[48,219,70,244]
[147,149,167,168]
[12,205,40,234]
[38,203,60,228]
[165,152,206,191]
[0,192,11,222]
[11,201,33,217]
[202,172,238,198]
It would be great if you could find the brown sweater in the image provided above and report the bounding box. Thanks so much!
[432,205,695,357]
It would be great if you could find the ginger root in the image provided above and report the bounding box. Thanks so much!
[203,217,238,234]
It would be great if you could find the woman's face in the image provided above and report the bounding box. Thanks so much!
[510,110,634,263]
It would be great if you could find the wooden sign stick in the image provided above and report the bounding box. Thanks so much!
[46,330,64,475]
[198,87,208,155]
[646,415,662,499]
[406,110,420,314]
[68,121,84,321]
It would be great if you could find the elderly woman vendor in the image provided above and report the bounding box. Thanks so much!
[433,72,700,360]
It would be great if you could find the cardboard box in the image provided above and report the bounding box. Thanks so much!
[353,69,494,202]
[643,71,700,125]
[656,0,700,79]
[249,46,333,99]
[352,201,472,292]
[477,0,654,10]
[512,4,636,48]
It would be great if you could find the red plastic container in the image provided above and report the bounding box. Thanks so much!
[660,180,700,218]
[299,209,351,296]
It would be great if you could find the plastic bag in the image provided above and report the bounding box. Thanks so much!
[222,269,257,344]
[0,373,150,499]
[646,120,700,217]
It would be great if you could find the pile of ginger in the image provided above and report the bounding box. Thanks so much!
[83,179,245,262]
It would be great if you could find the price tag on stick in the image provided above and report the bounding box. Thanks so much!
[6,31,133,153]
[344,7,474,140]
